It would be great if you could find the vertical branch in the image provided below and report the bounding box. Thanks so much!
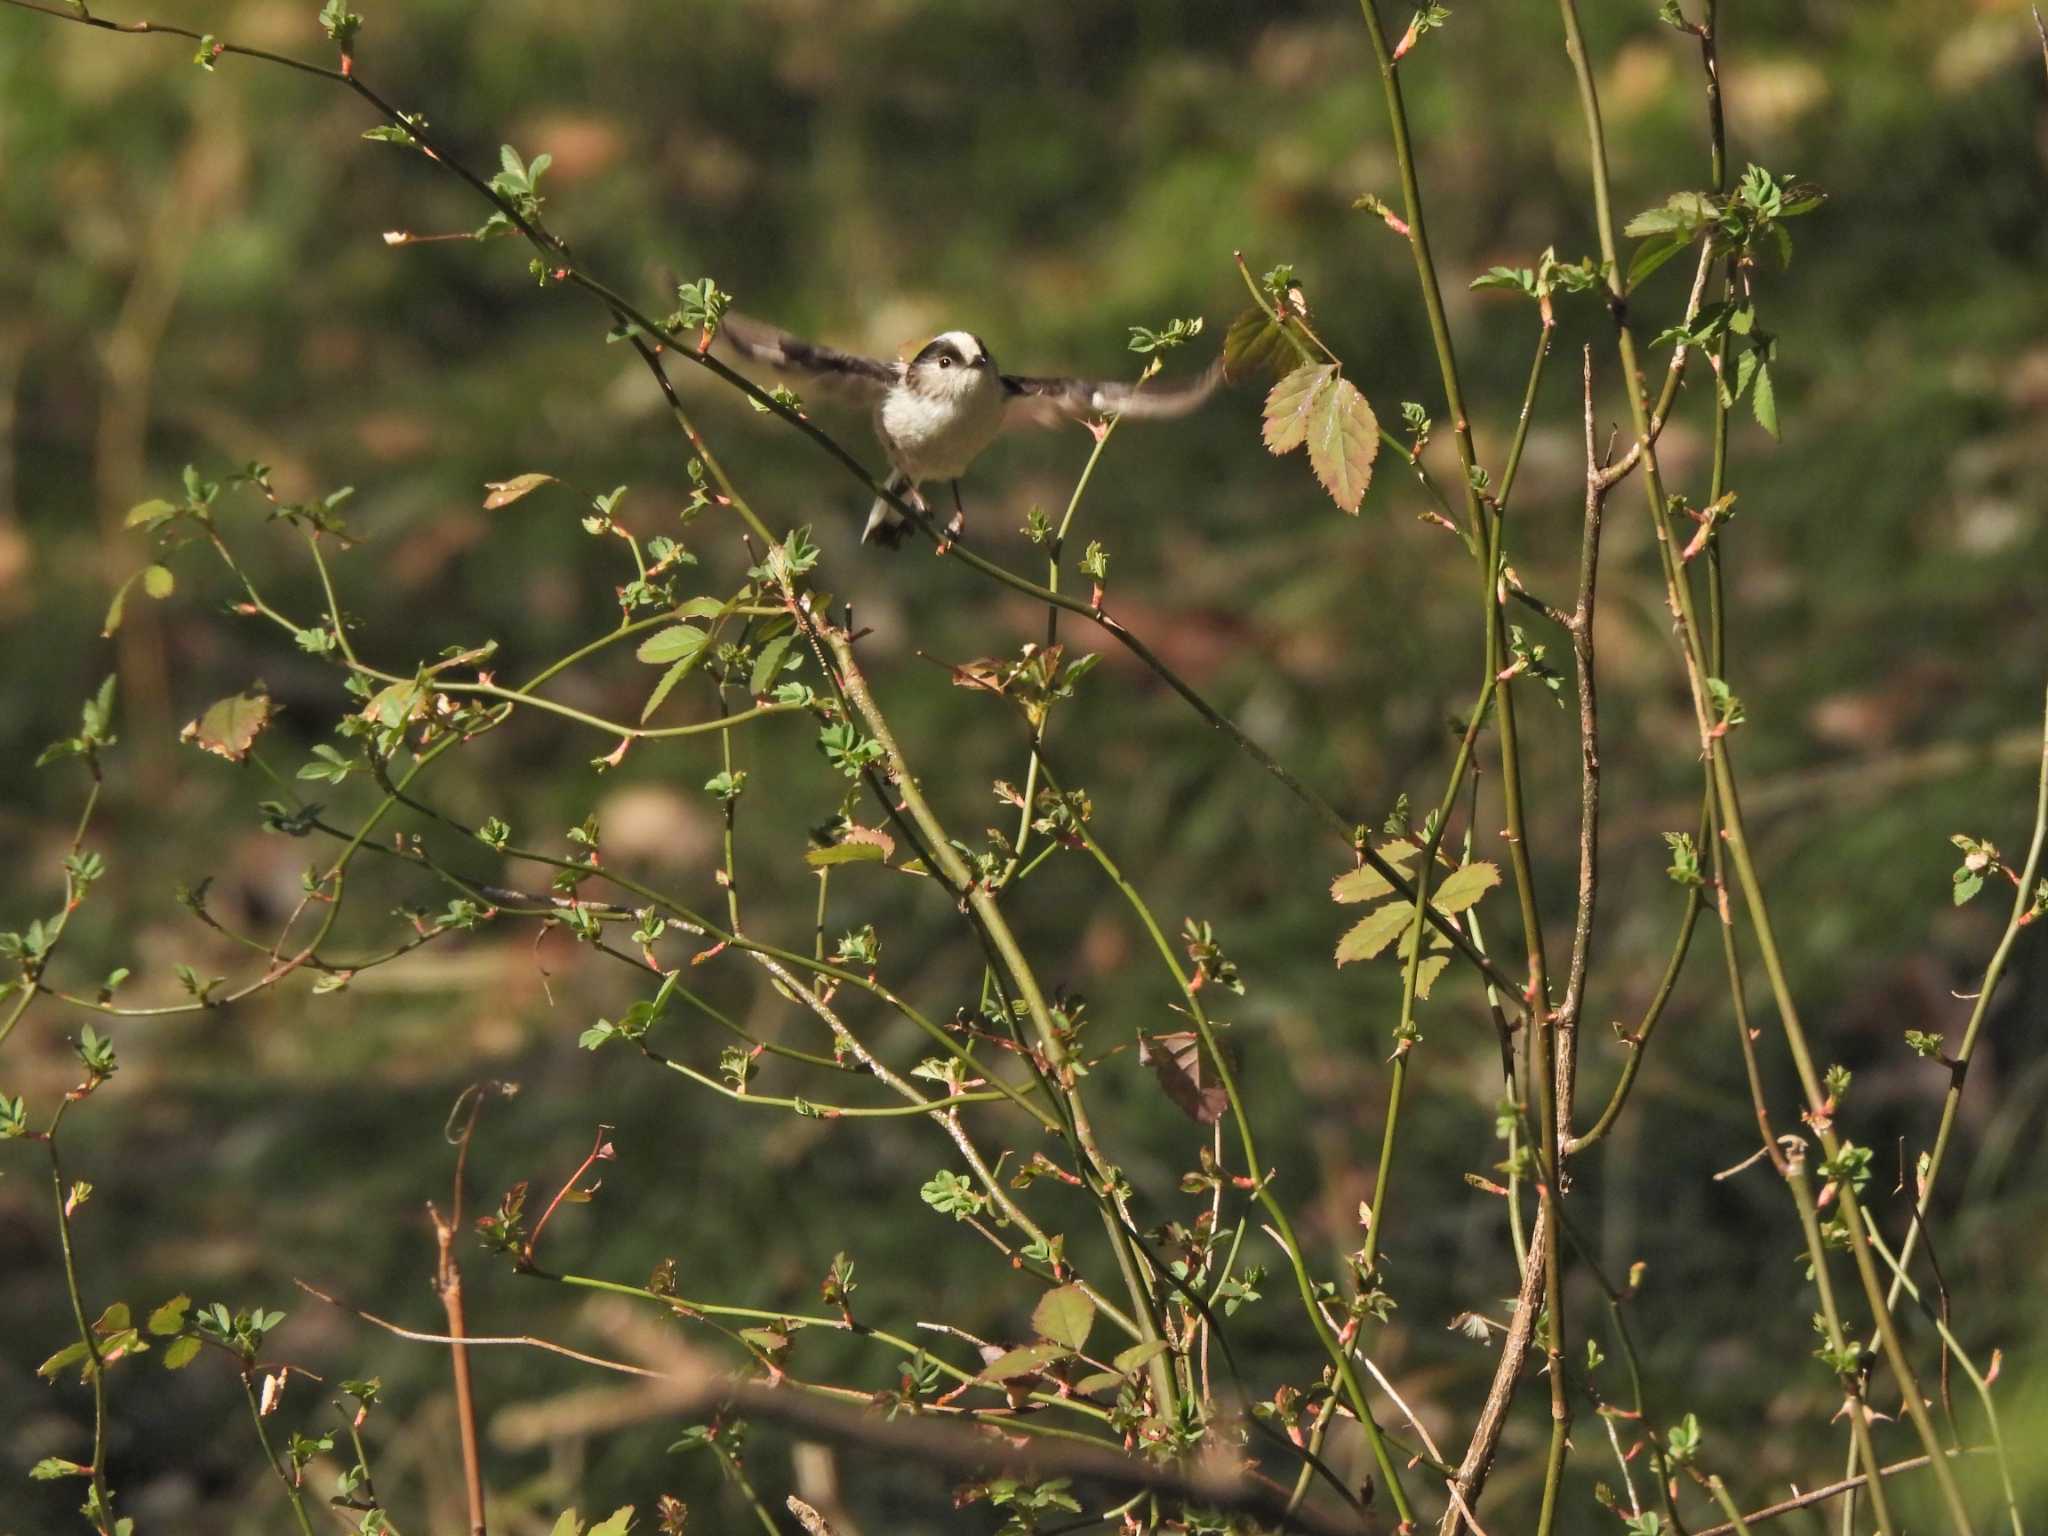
[433,1089,492,1536]
[1558,346,1606,1120]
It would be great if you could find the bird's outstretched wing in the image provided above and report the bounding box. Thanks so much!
[717,313,899,401]
[1001,354,1225,430]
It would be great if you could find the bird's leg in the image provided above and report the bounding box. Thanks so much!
[937,480,966,554]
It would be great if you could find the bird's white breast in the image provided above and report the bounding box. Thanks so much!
[877,372,1007,481]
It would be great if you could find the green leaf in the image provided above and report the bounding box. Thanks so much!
[1413,954,1450,999]
[636,625,708,666]
[1031,1284,1096,1352]
[1223,307,1295,382]
[749,633,794,697]
[102,571,141,637]
[1626,233,1690,293]
[142,564,175,600]
[1431,860,1501,915]
[1750,361,1779,439]
[1335,902,1413,965]
[1331,865,1396,903]
[179,689,277,764]
[1113,1338,1170,1376]
[31,1457,93,1480]
[1262,363,1335,455]
[37,1340,92,1380]
[804,841,886,868]
[1306,373,1379,513]
[124,498,180,528]
[548,1515,587,1536]
[147,1295,191,1335]
[977,1341,1069,1383]
[163,1333,202,1369]
[482,473,557,509]
[586,1511,636,1536]
[1072,1370,1124,1395]
[671,595,728,621]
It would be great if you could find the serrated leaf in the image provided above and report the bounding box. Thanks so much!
[1113,1338,1170,1375]
[1223,307,1294,382]
[1626,233,1690,293]
[804,840,886,868]
[977,1341,1069,1383]
[1031,1285,1096,1352]
[750,633,794,697]
[1336,902,1414,965]
[1431,860,1501,915]
[180,690,276,764]
[163,1334,202,1369]
[1413,954,1450,999]
[1307,373,1379,513]
[636,625,708,666]
[1139,1031,1228,1125]
[142,564,175,599]
[1751,361,1779,439]
[482,473,556,509]
[1262,363,1335,455]
[1332,865,1396,903]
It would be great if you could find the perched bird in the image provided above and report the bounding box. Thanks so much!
[718,313,1225,548]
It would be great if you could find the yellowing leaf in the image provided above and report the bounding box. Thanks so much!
[1306,373,1379,514]
[1262,363,1334,455]
[482,473,557,509]
[180,690,276,764]
[1414,955,1450,999]
[142,563,176,599]
[1431,860,1501,915]
[1332,865,1395,904]
[163,1334,202,1370]
[804,841,886,868]
[1335,902,1413,965]
[124,498,180,528]
[1031,1284,1096,1352]
[147,1295,191,1336]
[977,1341,1069,1383]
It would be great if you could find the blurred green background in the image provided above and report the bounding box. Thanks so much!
[3,1,2046,1531]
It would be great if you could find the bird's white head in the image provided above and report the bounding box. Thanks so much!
[905,331,997,400]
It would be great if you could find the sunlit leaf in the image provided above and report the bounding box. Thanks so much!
[1031,1284,1095,1352]
[1335,902,1413,965]
[1431,860,1501,915]
[1262,362,1334,455]
[180,690,277,764]
[1306,373,1379,513]
[977,1341,1069,1383]
[482,473,557,509]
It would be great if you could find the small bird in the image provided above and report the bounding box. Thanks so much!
[718,313,1225,548]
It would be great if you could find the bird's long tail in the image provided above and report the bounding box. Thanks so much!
[863,473,914,550]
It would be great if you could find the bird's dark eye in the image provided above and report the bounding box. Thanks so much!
[937,355,954,369]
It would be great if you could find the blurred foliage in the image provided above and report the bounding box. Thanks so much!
[2,1,2045,1532]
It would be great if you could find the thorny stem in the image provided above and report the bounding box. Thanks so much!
[1553,0,1974,1527]
[1052,768,1416,1524]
